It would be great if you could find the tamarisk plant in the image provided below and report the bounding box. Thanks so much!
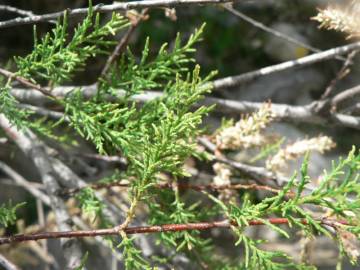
[0,3,360,270]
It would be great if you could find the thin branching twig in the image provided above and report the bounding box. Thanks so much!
[0,218,350,245]
[0,0,235,29]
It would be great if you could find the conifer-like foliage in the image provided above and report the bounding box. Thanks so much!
[0,201,24,227]
[0,3,360,270]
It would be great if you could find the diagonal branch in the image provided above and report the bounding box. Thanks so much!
[0,67,55,99]
[331,84,360,110]
[100,9,149,77]
[211,41,360,90]
[321,51,357,100]
[224,5,322,55]
[202,97,360,130]
[0,5,35,17]
[198,137,321,195]
[0,254,19,270]
[0,161,51,205]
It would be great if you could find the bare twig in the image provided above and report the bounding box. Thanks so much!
[321,51,357,100]
[202,97,360,130]
[0,0,235,29]
[18,104,68,121]
[0,5,35,17]
[0,161,51,205]
[331,84,360,110]
[100,9,149,77]
[198,137,323,196]
[198,137,283,185]
[0,68,55,99]
[36,198,52,270]
[0,5,56,24]
[0,218,349,245]
[344,103,360,115]
[75,152,127,164]
[0,254,19,270]
[313,86,360,116]
[10,86,360,130]
[329,112,360,129]
[224,5,322,55]
[10,85,98,105]
[0,177,44,189]
[211,42,360,90]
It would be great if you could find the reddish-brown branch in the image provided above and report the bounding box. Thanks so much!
[100,9,149,77]
[0,218,349,245]
[0,67,55,99]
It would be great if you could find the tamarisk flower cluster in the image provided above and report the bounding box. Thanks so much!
[212,163,235,202]
[215,103,274,150]
[266,136,336,172]
[312,1,360,38]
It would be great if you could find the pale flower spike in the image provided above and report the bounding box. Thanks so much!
[266,136,336,172]
[216,103,274,150]
[213,162,232,186]
[213,162,235,202]
[312,1,360,38]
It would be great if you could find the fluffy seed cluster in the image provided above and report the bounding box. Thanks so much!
[266,136,336,172]
[213,162,232,186]
[312,3,360,38]
[213,162,235,202]
[216,103,274,150]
